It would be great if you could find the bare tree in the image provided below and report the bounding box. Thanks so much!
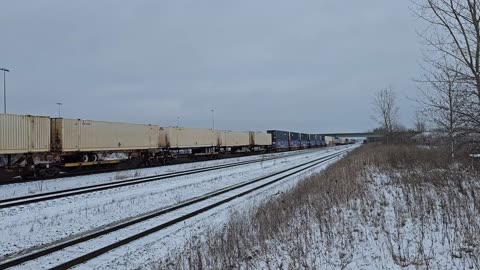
[414,0,480,134]
[372,87,400,142]
[416,58,467,157]
[414,111,427,133]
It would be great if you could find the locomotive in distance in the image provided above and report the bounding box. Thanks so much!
[0,114,351,178]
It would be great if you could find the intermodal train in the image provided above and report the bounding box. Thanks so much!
[0,114,334,178]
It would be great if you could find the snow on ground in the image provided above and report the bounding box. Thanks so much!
[67,146,356,270]
[264,169,479,270]
[0,149,319,200]
[0,146,352,260]
[163,163,478,270]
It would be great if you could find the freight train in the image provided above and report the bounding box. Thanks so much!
[0,114,335,178]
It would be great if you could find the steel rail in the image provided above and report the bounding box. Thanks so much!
[0,148,317,185]
[0,149,323,209]
[0,148,350,269]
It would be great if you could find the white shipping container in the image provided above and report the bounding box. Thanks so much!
[160,127,217,148]
[0,114,50,154]
[51,118,161,152]
[250,132,272,146]
[220,131,250,147]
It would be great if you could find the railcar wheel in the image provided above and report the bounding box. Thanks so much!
[89,154,98,162]
[81,154,89,163]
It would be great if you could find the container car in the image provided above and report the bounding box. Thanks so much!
[314,134,324,147]
[159,127,217,150]
[1,113,336,179]
[320,135,326,146]
[316,135,321,147]
[249,132,272,148]
[289,132,301,150]
[300,133,310,148]
[217,130,250,151]
[324,136,335,146]
[51,118,160,152]
[0,114,51,155]
[267,130,290,150]
[308,134,317,147]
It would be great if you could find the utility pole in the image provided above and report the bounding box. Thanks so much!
[176,116,180,128]
[0,67,10,114]
[56,102,63,117]
[211,109,215,130]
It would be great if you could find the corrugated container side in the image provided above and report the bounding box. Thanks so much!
[217,131,225,146]
[267,130,289,148]
[158,127,168,148]
[164,127,217,148]
[54,118,160,152]
[80,120,159,151]
[0,114,50,154]
[222,131,250,147]
[31,116,51,152]
[251,132,272,146]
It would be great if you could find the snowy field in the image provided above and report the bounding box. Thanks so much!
[151,144,480,270]
[0,145,355,269]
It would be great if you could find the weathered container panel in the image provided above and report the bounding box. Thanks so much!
[250,132,272,146]
[289,132,301,148]
[324,136,337,146]
[0,114,50,154]
[162,127,217,148]
[267,130,290,149]
[309,134,318,146]
[300,133,310,147]
[52,118,160,152]
[221,131,250,147]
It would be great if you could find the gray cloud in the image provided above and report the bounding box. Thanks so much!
[1,1,422,133]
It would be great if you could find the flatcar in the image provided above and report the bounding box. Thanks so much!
[0,114,275,178]
[1,113,336,179]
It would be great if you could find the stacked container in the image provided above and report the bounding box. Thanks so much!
[217,131,250,147]
[267,130,290,150]
[159,127,217,148]
[289,132,301,149]
[249,132,272,146]
[0,114,50,154]
[51,118,160,152]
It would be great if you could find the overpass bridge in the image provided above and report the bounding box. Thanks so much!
[321,132,383,138]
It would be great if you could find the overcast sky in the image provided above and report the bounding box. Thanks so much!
[0,1,423,133]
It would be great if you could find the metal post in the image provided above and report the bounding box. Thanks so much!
[211,109,215,130]
[3,70,5,114]
[0,68,9,114]
[176,116,180,128]
[56,102,63,117]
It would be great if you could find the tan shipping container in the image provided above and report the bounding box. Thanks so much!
[249,132,272,146]
[51,118,161,152]
[0,114,50,154]
[324,136,334,144]
[219,131,250,147]
[159,127,217,148]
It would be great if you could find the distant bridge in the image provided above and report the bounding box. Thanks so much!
[321,132,383,138]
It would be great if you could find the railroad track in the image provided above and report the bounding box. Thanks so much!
[0,148,325,209]
[0,150,291,185]
[0,148,351,269]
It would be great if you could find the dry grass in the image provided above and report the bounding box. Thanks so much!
[154,144,480,270]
